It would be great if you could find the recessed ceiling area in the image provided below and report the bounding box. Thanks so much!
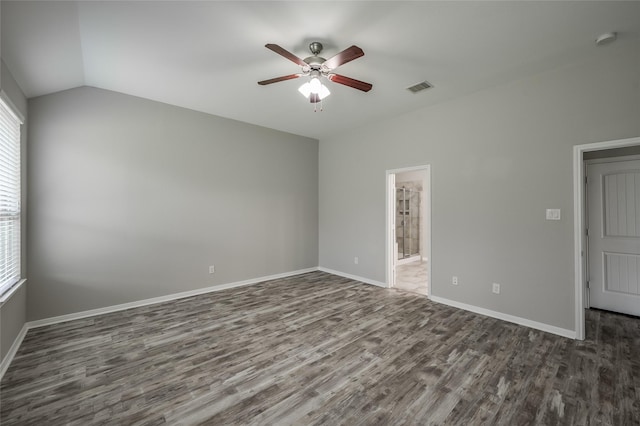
[2,1,639,139]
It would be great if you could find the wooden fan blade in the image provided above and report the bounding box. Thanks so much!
[258,74,302,85]
[323,45,364,70]
[327,74,372,92]
[265,44,307,67]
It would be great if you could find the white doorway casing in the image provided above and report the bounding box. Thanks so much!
[386,165,431,294]
[573,136,640,340]
[388,172,396,288]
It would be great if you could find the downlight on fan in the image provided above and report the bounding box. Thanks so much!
[258,42,372,111]
[298,71,330,101]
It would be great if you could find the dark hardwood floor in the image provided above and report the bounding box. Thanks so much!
[1,271,639,425]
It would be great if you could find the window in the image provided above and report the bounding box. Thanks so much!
[0,96,22,296]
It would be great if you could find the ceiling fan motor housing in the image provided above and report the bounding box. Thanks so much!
[303,42,327,73]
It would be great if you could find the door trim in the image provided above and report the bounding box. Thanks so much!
[585,154,640,166]
[573,136,640,340]
[385,165,431,294]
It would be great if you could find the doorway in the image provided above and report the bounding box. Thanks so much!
[386,165,431,296]
[574,136,640,340]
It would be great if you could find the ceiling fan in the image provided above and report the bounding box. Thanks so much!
[258,42,372,104]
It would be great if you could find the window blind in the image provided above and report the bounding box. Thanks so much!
[0,97,22,296]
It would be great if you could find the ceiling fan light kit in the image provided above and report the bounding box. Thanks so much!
[258,41,372,111]
[298,78,330,100]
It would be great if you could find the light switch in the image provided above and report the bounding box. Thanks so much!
[546,209,561,220]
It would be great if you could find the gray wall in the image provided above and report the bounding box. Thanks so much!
[0,60,28,363]
[319,38,640,331]
[28,87,318,320]
[0,284,26,362]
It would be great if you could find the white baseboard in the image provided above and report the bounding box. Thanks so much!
[397,256,421,266]
[28,267,319,329]
[317,267,387,288]
[430,295,576,339]
[0,323,28,379]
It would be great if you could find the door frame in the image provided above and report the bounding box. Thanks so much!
[573,136,640,340]
[386,165,431,294]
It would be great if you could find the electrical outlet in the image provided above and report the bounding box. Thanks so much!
[209,265,215,274]
[452,276,458,285]
[354,257,359,265]
[492,283,500,294]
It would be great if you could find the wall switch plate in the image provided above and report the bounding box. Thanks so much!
[492,283,500,294]
[209,265,215,274]
[354,257,359,265]
[546,209,561,220]
[452,276,458,285]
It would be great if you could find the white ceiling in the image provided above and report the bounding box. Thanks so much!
[2,1,639,140]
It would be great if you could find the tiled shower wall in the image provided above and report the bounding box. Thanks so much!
[396,180,422,258]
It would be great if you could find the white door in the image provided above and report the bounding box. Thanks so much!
[587,159,640,316]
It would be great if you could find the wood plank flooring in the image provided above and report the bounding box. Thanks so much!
[1,271,639,425]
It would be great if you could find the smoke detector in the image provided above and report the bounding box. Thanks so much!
[595,32,617,46]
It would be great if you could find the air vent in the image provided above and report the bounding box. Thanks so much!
[406,81,433,94]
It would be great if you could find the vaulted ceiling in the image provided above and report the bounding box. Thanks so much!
[2,1,639,139]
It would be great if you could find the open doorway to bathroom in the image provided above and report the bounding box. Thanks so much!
[386,165,431,296]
